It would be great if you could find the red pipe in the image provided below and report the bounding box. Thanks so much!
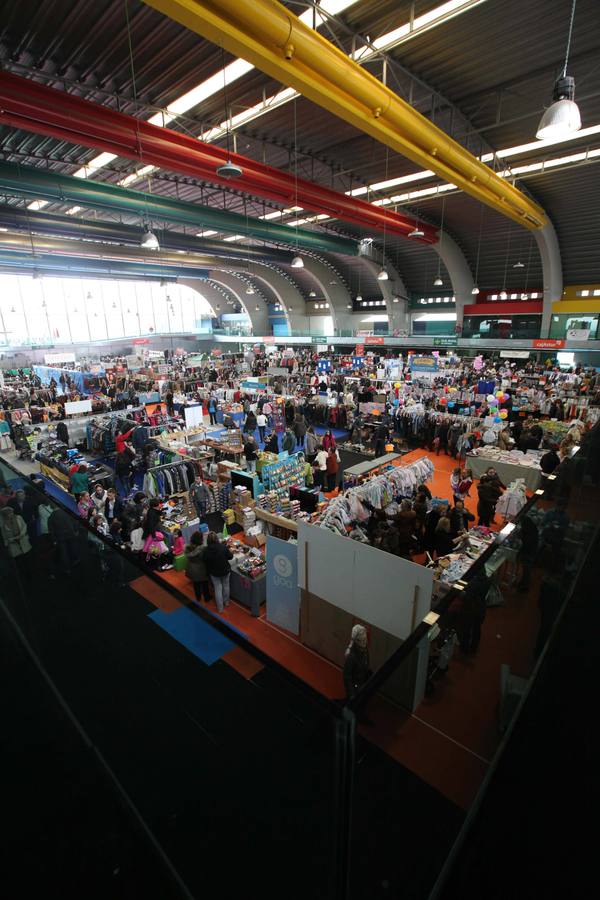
[0,72,437,244]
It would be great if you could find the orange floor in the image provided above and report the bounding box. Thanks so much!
[131,448,540,811]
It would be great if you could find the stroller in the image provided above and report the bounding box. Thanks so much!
[12,423,33,461]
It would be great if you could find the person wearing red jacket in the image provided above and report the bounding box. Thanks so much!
[115,425,136,455]
[326,448,340,492]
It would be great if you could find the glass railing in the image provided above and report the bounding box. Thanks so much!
[1,438,596,897]
[344,442,598,899]
[0,455,343,898]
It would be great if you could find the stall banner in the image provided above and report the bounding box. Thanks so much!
[317,359,332,373]
[409,355,438,372]
[355,344,365,356]
[241,379,267,392]
[365,336,385,345]
[146,349,165,359]
[316,344,329,353]
[64,399,92,415]
[184,404,204,428]
[351,356,365,368]
[500,350,530,359]
[266,536,299,635]
[532,339,565,349]
[138,391,160,404]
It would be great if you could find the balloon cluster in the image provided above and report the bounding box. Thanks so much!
[487,389,510,423]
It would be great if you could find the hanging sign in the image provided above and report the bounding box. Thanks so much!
[532,339,565,349]
[409,355,438,372]
[266,536,300,635]
[433,337,458,347]
[566,329,590,340]
[355,344,365,356]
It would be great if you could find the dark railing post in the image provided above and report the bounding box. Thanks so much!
[333,706,356,900]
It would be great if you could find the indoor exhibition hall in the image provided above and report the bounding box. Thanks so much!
[0,1,598,898]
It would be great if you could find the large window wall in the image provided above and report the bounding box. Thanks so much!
[0,273,214,347]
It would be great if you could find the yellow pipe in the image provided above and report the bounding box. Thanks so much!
[143,0,547,230]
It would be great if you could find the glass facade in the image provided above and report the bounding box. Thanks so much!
[0,273,214,347]
[550,313,600,340]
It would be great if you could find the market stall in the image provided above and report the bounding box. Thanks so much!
[467,447,543,491]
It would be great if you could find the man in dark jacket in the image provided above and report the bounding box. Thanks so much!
[457,572,490,655]
[343,624,370,700]
[203,532,233,613]
[477,475,502,526]
[282,428,296,455]
[449,499,475,538]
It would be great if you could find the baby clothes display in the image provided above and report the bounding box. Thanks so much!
[495,480,528,520]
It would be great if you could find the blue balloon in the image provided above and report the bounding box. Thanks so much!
[393,398,399,406]
[447,401,455,408]
[494,416,501,423]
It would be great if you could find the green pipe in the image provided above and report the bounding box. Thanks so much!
[0,162,357,257]
[0,251,210,279]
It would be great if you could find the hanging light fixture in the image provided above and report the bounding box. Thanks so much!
[255,304,260,311]
[245,284,255,294]
[408,224,425,238]
[356,293,363,303]
[537,1,581,140]
[393,296,400,303]
[346,303,352,309]
[141,228,159,250]
[309,290,316,297]
[291,255,304,268]
[434,275,443,286]
[217,49,243,178]
[499,290,508,300]
[377,268,389,281]
[513,260,525,269]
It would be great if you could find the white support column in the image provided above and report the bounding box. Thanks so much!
[534,221,563,337]
[432,233,473,334]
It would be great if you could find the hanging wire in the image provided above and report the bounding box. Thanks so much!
[473,203,484,287]
[293,96,300,254]
[562,0,578,77]
[221,47,233,160]
[436,197,446,280]
[523,235,535,293]
[501,225,512,293]
[124,0,150,225]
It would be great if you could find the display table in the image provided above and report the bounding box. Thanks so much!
[467,454,542,491]
[254,508,298,534]
[344,452,402,477]
[230,567,266,617]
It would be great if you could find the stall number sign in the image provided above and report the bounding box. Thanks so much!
[355,344,365,356]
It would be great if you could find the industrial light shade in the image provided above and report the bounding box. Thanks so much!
[347,303,352,309]
[434,275,443,286]
[141,229,159,250]
[356,294,363,303]
[245,285,255,294]
[309,290,316,297]
[216,160,243,178]
[513,260,525,268]
[408,226,425,238]
[536,77,581,140]
[291,255,304,268]
[392,296,400,303]
[377,267,389,281]
[471,285,480,295]
[499,290,508,300]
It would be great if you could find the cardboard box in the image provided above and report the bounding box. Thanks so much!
[245,532,267,548]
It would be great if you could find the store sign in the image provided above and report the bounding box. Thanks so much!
[433,337,458,347]
[133,338,150,345]
[409,355,438,372]
[500,350,530,359]
[266,537,300,634]
[365,336,385,345]
[532,339,565,349]
[355,344,365,356]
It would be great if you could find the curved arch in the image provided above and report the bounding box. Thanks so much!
[177,277,218,317]
[247,263,310,334]
[534,221,563,337]
[207,270,270,335]
[358,252,410,334]
[301,256,353,333]
[432,233,473,333]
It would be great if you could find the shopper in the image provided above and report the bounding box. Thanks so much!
[326,447,340,492]
[304,426,318,462]
[485,467,506,491]
[322,429,336,453]
[293,412,307,448]
[433,516,455,558]
[143,498,163,538]
[243,409,257,435]
[0,505,32,567]
[282,427,296,455]
[91,482,108,512]
[115,446,135,496]
[189,475,211,521]
[172,528,185,558]
[207,395,218,426]
[243,435,259,473]
[77,491,94,519]
[456,573,490,655]
[373,421,388,457]
[457,468,473,501]
[203,531,233,613]
[264,431,280,454]
[256,410,268,444]
[476,475,501,527]
[540,443,560,475]
[314,445,329,490]
[103,487,123,523]
[70,463,89,496]
[185,531,210,603]
[450,466,462,500]
[343,624,370,701]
